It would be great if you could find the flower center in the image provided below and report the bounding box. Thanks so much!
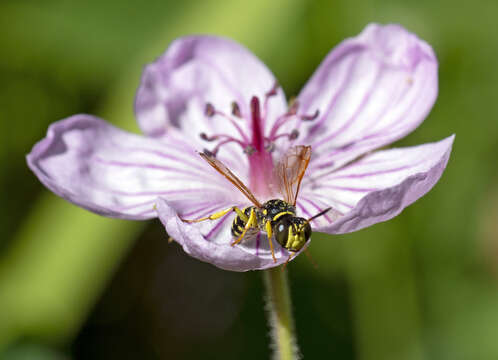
[199,83,319,197]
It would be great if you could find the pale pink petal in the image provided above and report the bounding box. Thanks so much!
[27,114,240,220]
[155,198,297,271]
[135,35,287,153]
[295,135,454,232]
[296,24,438,171]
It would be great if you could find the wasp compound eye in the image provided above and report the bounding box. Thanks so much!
[274,216,293,247]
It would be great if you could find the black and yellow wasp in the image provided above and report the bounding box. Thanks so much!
[182,145,331,263]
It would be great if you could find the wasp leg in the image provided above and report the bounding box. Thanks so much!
[181,206,247,223]
[231,207,258,246]
[282,253,294,270]
[265,220,277,263]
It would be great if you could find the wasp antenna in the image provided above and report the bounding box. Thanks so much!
[307,207,333,223]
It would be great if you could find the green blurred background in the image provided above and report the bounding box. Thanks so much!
[1,0,497,359]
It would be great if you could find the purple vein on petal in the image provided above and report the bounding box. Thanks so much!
[326,66,436,163]
[303,54,360,139]
[299,196,334,223]
[317,184,379,192]
[204,212,232,241]
[296,202,313,218]
[326,150,438,181]
[116,199,157,211]
[123,147,205,170]
[108,188,210,197]
[358,67,415,134]
[311,153,428,183]
[159,133,199,153]
[181,203,227,219]
[313,62,383,149]
[349,59,415,135]
[94,157,204,178]
[308,191,354,210]
[199,58,246,111]
[327,164,413,179]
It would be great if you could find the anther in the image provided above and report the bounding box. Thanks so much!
[200,133,218,142]
[289,129,299,140]
[231,101,242,118]
[243,145,256,155]
[301,109,320,121]
[203,148,217,157]
[205,103,215,117]
[266,82,279,97]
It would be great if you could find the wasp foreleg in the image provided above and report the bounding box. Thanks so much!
[181,206,247,223]
[265,220,277,263]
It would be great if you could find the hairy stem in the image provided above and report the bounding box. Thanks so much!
[263,267,300,360]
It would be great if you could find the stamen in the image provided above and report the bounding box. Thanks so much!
[202,149,215,157]
[209,138,246,157]
[289,129,300,140]
[262,82,280,121]
[267,96,319,142]
[200,133,218,141]
[214,109,250,144]
[266,81,279,97]
[269,129,300,141]
[301,109,320,121]
[202,101,250,145]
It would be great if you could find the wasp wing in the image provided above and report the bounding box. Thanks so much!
[199,152,262,208]
[274,145,312,206]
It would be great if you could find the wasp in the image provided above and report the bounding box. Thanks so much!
[182,145,332,263]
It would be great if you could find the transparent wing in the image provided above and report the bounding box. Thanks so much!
[199,152,262,208]
[273,145,312,206]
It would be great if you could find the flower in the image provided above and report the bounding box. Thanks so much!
[27,24,454,271]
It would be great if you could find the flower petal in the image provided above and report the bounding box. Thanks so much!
[135,35,287,149]
[296,24,438,171]
[27,114,240,220]
[296,135,454,233]
[155,198,297,271]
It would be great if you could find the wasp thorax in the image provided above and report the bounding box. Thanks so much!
[274,215,311,252]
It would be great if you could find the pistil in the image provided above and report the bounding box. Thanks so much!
[248,96,274,197]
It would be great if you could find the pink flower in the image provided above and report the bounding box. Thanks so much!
[27,24,454,271]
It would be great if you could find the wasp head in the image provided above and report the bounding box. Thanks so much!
[274,216,312,252]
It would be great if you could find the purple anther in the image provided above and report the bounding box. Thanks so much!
[200,133,218,141]
[231,101,242,118]
[289,129,299,140]
[266,82,279,97]
[243,145,256,155]
[301,109,320,121]
[205,103,216,117]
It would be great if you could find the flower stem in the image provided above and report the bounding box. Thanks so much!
[263,267,300,360]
